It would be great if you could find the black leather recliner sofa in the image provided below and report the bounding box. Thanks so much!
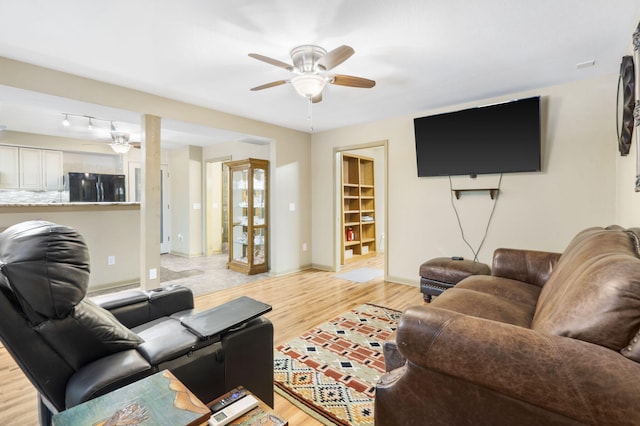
[0,220,273,425]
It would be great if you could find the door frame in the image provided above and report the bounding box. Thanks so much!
[333,140,388,275]
[128,161,171,253]
[204,156,232,256]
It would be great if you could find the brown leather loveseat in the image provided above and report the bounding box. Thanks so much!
[376,225,640,425]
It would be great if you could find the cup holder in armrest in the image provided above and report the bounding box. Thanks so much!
[91,290,148,310]
[148,283,183,293]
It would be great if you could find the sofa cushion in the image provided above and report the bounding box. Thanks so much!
[431,285,536,328]
[133,317,201,364]
[532,226,640,353]
[456,275,542,307]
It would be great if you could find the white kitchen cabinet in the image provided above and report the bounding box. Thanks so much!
[19,147,43,189]
[42,150,63,189]
[0,145,19,188]
[0,145,64,190]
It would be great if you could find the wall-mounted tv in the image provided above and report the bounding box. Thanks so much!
[414,96,541,177]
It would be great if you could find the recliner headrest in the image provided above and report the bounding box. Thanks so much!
[0,220,90,324]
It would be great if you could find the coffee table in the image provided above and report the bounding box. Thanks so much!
[52,370,210,426]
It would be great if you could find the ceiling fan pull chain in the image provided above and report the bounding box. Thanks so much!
[308,97,314,132]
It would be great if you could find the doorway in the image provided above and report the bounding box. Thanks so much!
[205,158,230,256]
[335,142,387,275]
[128,162,171,253]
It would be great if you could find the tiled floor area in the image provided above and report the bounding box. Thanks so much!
[88,252,271,298]
[158,252,271,297]
[89,252,385,299]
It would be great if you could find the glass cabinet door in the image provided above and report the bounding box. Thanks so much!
[253,168,266,266]
[231,168,249,265]
[225,158,269,274]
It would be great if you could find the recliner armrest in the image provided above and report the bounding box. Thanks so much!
[92,290,149,310]
[91,285,194,328]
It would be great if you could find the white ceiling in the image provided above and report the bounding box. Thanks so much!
[0,1,638,147]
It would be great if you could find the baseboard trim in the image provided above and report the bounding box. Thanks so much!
[385,275,419,287]
[310,263,334,272]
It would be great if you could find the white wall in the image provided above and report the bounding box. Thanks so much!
[616,120,640,226]
[168,145,203,257]
[312,74,622,285]
[205,160,223,254]
[0,205,140,290]
[203,140,270,162]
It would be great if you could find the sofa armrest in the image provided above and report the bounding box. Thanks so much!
[392,305,640,424]
[91,285,194,328]
[491,248,560,287]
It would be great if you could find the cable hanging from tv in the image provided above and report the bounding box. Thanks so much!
[449,174,502,262]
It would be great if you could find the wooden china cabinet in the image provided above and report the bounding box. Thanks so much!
[225,158,269,275]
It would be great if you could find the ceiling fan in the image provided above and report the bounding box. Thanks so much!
[89,126,140,153]
[87,132,140,153]
[248,45,376,103]
[109,131,140,153]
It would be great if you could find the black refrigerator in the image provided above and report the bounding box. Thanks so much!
[68,173,126,202]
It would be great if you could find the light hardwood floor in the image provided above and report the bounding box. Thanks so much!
[0,255,423,425]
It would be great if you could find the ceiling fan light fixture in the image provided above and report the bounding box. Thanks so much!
[291,74,326,98]
[110,142,131,154]
[110,131,131,153]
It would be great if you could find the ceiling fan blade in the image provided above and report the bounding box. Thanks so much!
[250,80,288,91]
[311,92,322,104]
[317,45,354,71]
[248,53,294,71]
[330,74,376,88]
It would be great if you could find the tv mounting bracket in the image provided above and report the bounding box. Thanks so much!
[452,188,499,200]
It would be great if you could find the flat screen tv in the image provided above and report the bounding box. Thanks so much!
[414,96,541,177]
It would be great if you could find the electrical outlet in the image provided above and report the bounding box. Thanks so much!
[149,268,157,280]
[108,256,115,265]
[302,243,307,252]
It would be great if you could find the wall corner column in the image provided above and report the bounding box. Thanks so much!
[140,114,162,290]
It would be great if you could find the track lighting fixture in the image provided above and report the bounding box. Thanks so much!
[60,113,134,154]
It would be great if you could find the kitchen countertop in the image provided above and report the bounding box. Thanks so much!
[0,202,140,210]
[0,202,139,207]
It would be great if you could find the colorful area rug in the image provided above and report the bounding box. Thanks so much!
[274,303,402,425]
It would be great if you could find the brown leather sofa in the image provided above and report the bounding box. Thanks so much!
[376,225,640,425]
